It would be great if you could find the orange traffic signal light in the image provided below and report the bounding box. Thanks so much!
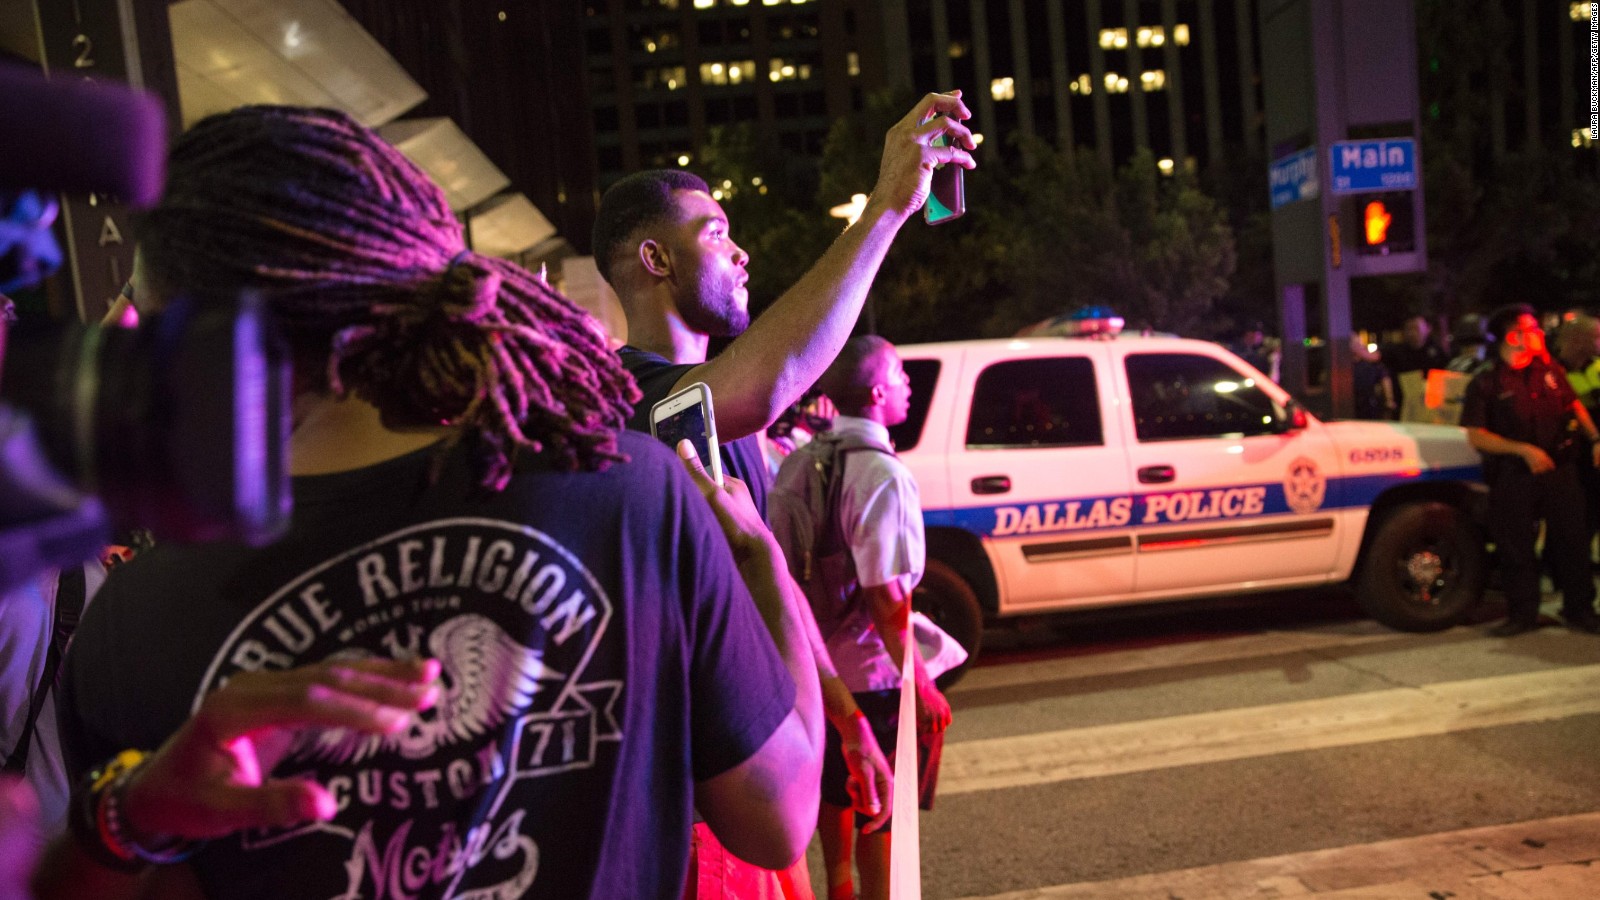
[1363,200,1391,245]
[1351,191,1415,256]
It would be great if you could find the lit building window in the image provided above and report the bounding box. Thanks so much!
[1575,128,1595,149]
[677,154,691,166]
[1573,3,1592,21]
[1104,71,1130,94]
[1137,26,1164,47]
[641,65,687,91]
[1070,73,1092,95]
[642,32,679,53]
[1173,23,1190,45]
[1141,69,1166,91]
[991,76,1016,101]
[847,51,860,77]
[731,0,749,4]
[768,58,813,81]
[701,60,756,85]
[694,0,714,8]
[1157,157,1175,175]
[1099,28,1128,50]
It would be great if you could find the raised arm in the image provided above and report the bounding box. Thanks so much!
[678,92,976,440]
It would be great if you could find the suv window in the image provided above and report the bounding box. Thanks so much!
[1126,353,1279,441]
[965,358,1102,449]
[888,358,941,452]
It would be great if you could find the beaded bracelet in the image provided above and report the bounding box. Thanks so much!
[70,749,201,871]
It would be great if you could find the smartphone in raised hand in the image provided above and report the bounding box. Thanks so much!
[649,381,723,485]
[925,129,966,225]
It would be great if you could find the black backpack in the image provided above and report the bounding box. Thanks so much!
[768,431,890,628]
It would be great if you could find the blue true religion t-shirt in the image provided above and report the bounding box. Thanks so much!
[59,431,794,900]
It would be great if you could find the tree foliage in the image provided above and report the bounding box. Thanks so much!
[975,142,1236,338]
[703,89,1238,344]
[1416,0,1600,318]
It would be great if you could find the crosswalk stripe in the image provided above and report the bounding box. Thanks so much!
[955,811,1600,899]
[939,664,1600,796]
[956,622,1401,693]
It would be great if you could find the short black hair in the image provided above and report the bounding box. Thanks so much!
[1486,303,1536,345]
[818,334,894,415]
[591,169,709,285]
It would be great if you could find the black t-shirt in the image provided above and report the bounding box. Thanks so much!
[59,432,794,900]
[619,346,771,515]
[1460,357,1581,478]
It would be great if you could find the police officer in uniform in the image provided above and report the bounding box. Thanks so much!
[1460,304,1600,636]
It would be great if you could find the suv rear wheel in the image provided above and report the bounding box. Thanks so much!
[915,559,985,686]
[1355,501,1485,631]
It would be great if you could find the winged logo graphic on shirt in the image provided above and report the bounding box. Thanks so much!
[287,613,565,764]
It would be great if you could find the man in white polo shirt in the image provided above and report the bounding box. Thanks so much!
[804,335,954,900]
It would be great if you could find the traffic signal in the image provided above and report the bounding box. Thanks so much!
[1363,200,1390,244]
[1352,191,1415,255]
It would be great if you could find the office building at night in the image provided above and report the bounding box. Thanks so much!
[580,0,1269,188]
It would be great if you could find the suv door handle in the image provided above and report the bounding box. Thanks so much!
[971,475,1012,495]
[1138,465,1176,484]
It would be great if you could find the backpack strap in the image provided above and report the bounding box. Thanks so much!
[817,436,895,589]
[2,566,87,774]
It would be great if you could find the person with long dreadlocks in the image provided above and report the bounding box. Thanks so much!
[33,105,822,900]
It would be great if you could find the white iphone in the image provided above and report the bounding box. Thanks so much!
[649,381,723,486]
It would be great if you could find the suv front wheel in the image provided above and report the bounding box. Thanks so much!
[1354,501,1486,631]
[915,559,985,686]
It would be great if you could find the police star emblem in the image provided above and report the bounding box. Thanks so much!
[1283,457,1326,514]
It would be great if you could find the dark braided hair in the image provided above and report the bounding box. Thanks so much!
[135,105,639,488]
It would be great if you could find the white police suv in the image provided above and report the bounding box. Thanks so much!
[888,324,1487,668]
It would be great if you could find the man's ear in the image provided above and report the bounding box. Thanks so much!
[868,382,888,408]
[639,239,672,278]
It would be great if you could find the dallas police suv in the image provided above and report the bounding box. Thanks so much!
[888,315,1487,669]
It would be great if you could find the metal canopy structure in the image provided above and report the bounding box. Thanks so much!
[378,117,511,214]
[168,0,425,128]
[166,0,564,262]
[467,193,557,262]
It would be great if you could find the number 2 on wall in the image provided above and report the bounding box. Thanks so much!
[72,34,94,69]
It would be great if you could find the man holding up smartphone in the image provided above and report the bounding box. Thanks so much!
[593,91,974,896]
[593,91,975,516]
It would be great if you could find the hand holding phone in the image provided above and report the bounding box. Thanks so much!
[925,119,966,225]
[650,382,723,486]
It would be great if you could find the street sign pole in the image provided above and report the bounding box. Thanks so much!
[1260,0,1423,420]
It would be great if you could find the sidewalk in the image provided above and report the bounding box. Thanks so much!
[961,813,1600,899]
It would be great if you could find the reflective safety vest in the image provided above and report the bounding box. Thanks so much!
[1567,358,1600,413]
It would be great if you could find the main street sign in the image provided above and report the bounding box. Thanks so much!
[1269,146,1319,209]
[1328,138,1417,194]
